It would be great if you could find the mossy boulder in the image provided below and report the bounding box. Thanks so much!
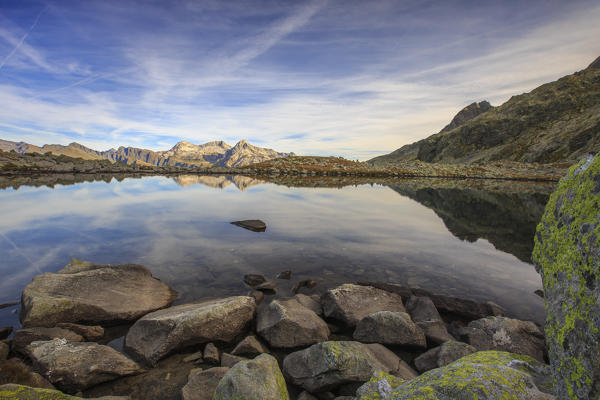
[533,154,600,399]
[212,353,289,400]
[0,383,128,399]
[355,370,405,400]
[373,351,554,400]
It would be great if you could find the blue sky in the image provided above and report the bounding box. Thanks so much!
[0,0,598,159]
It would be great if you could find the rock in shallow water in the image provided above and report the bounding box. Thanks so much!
[533,154,600,400]
[231,219,267,232]
[26,339,143,392]
[20,260,178,328]
[213,354,289,400]
[124,296,256,366]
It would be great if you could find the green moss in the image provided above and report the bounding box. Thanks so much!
[0,384,81,400]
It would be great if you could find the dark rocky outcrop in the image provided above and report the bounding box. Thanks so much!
[533,155,600,399]
[440,101,494,133]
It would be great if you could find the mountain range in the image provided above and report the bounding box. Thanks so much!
[0,139,294,168]
[369,56,600,165]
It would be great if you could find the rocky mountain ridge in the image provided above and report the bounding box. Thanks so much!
[0,139,294,168]
[369,56,600,165]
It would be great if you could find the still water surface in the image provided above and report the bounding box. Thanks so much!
[0,174,555,328]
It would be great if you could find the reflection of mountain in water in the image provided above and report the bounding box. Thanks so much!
[170,175,264,191]
[387,181,554,262]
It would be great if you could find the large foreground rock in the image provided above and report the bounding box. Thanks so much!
[257,298,329,348]
[26,339,143,392]
[181,367,229,400]
[282,341,406,392]
[321,284,405,326]
[533,155,600,400]
[353,311,426,347]
[461,316,546,362]
[124,296,256,365]
[0,384,129,399]
[20,260,177,327]
[213,354,289,400]
[369,351,554,399]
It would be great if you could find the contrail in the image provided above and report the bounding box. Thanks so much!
[0,5,49,70]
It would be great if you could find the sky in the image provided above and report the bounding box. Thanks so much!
[0,0,598,159]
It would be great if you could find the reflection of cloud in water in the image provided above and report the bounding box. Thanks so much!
[0,176,547,327]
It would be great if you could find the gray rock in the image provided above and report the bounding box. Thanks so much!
[374,351,555,399]
[464,317,546,362]
[355,370,405,400]
[26,339,143,392]
[257,298,329,348]
[13,327,83,354]
[182,351,203,363]
[231,335,268,357]
[203,343,220,364]
[321,284,405,326]
[414,340,477,372]
[0,342,8,360]
[220,353,247,368]
[124,296,256,366]
[406,296,453,345]
[0,326,12,340]
[181,367,229,400]
[250,290,265,305]
[20,260,178,328]
[55,323,104,341]
[294,294,323,316]
[363,343,417,380]
[231,220,267,232]
[353,311,426,348]
[282,341,404,392]
[0,358,54,389]
[213,353,289,400]
[532,155,600,400]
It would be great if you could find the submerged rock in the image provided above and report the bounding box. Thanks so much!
[213,354,289,400]
[231,219,267,232]
[243,274,266,287]
[321,284,405,326]
[282,341,403,392]
[26,339,143,392]
[353,311,426,347]
[181,367,229,400]
[257,298,329,348]
[124,296,256,366]
[414,340,477,372]
[20,260,177,328]
[533,155,600,399]
[371,351,554,400]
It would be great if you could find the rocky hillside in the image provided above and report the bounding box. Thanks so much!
[369,56,600,165]
[0,139,293,168]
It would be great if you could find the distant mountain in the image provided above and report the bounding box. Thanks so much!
[0,139,294,168]
[369,56,600,165]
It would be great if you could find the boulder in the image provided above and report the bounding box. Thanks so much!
[406,296,453,344]
[293,294,323,316]
[124,296,256,366]
[414,340,477,372]
[257,298,329,348]
[220,353,247,368]
[213,354,289,400]
[355,370,405,400]
[282,341,404,392]
[532,155,600,399]
[26,339,143,392]
[20,260,178,327]
[13,327,83,354]
[231,335,268,357]
[462,316,546,362]
[321,284,405,326]
[203,343,220,364]
[181,367,229,400]
[0,358,54,389]
[231,219,266,232]
[369,351,554,399]
[55,323,104,341]
[0,384,129,399]
[363,343,417,380]
[353,311,426,347]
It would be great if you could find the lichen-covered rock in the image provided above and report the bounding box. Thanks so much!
[13,327,83,354]
[378,351,555,399]
[406,296,453,345]
[533,155,600,399]
[257,298,329,348]
[414,340,477,372]
[0,358,54,389]
[355,370,405,400]
[282,341,402,392]
[20,260,178,327]
[26,339,143,392]
[321,284,405,326]
[213,354,289,400]
[124,296,256,366]
[220,353,247,368]
[462,316,546,362]
[353,311,426,347]
[0,383,128,399]
[181,367,229,400]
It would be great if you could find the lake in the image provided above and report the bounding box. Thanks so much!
[0,174,555,329]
